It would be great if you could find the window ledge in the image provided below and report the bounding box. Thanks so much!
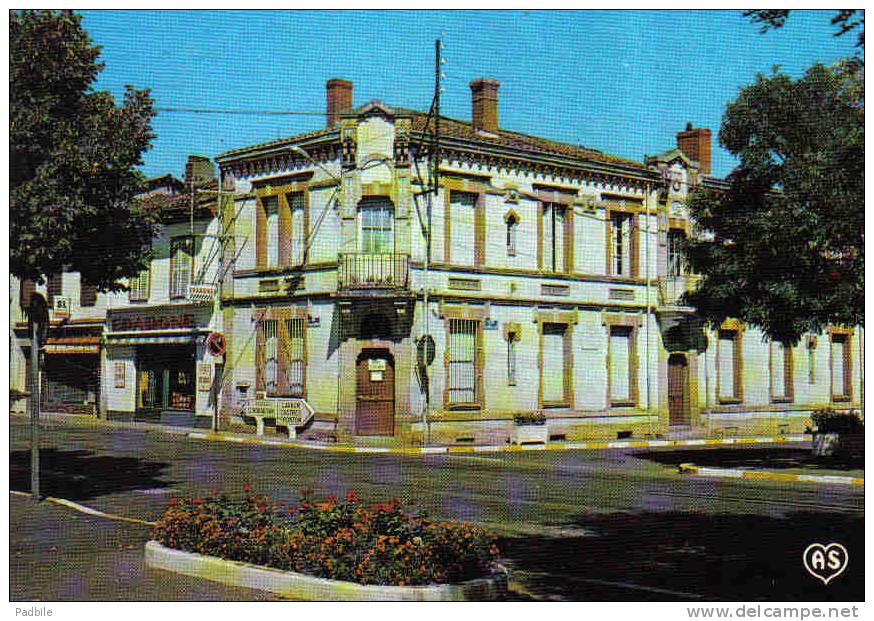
[718,398,742,405]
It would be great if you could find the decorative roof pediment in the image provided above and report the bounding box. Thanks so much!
[645,148,698,171]
[353,100,396,120]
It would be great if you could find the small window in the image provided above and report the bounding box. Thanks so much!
[507,332,517,385]
[506,215,518,256]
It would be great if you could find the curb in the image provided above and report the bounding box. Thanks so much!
[9,490,157,525]
[677,463,864,487]
[144,540,508,601]
[187,431,812,455]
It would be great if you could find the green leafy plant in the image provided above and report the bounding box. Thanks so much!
[811,408,864,435]
[152,489,501,586]
[513,412,546,426]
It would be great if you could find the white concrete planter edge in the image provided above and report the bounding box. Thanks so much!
[144,540,508,601]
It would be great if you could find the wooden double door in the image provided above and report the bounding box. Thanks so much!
[355,349,395,436]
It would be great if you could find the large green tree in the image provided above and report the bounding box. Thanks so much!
[684,63,863,343]
[10,10,157,291]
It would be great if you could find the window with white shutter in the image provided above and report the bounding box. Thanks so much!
[169,237,193,299]
[449,192,476,266]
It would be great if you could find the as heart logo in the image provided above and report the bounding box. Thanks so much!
[803,543,848,585]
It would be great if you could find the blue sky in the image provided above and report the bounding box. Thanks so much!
[81,10,859,179]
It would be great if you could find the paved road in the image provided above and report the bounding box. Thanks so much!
[9,416,865,601]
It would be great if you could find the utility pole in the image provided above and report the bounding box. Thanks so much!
[421,37,442,444]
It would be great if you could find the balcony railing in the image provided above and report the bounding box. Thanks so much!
[338,253,409,291]
[657,274,702,308]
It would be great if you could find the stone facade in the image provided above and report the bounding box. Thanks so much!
[211,78,863,446]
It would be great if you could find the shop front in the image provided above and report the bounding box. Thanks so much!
[103,305,218,428]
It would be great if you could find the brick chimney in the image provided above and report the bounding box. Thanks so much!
[326,78,353,128]
[676,122,712,175]
[470,78,500,133]
[185,155,215,187]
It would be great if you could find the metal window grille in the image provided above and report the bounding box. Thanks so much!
[449,319,478,404]
[262,319,279,395]
[170,237,193,298]
[284,318,306,397]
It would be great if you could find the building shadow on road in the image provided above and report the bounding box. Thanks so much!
[9,448,173,501]
[498,511,864,601]
[636,447,864,472]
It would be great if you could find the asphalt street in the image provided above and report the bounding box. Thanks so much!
[9,415,865,601]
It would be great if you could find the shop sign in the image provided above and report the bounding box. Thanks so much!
[112,313,195,332]
[307,315,320,327]
[53,296,70,320]
[197,362,213,392]
[114,362,125,388]
[484,318,498,330]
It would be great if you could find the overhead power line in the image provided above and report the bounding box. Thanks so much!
[155,107,327,116]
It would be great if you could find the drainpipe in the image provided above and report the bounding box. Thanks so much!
[645,181,652,434]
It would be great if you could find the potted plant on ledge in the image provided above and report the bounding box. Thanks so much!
[809,408,864,459]
[512,411,548,445]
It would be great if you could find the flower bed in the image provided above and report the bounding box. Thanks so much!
[151,488,502,588]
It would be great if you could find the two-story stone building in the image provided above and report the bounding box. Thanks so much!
[214,78,863,446]
[12,158,226,428]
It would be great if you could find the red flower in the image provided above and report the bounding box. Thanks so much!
[243,484,253,493]
[346,489,360,503]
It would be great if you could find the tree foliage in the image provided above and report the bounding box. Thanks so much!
[684,64,863,344]
[10,10,157,291]
[744,9,864,52]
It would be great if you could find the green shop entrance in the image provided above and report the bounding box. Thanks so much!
[135,344,196,422]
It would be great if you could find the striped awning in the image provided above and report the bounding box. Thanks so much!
[104,329,208,346]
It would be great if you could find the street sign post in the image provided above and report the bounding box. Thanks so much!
[27,295,48,503]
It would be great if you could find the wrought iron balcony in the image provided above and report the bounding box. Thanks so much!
[657,274,702,309]
[338,252,410,292]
